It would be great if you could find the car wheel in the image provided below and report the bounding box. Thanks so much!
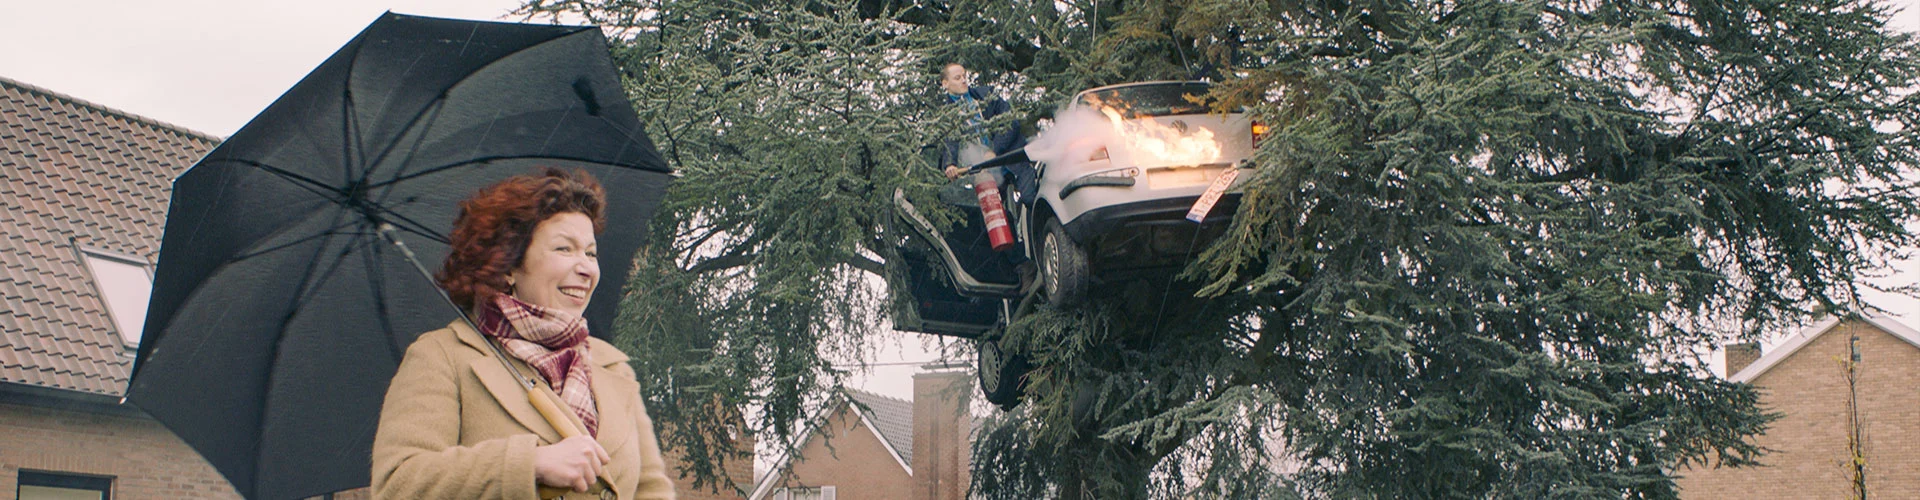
[1040,218,1089,307]
[977,338,1029,409]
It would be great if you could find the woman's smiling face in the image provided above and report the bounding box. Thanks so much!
[508,212,599,316]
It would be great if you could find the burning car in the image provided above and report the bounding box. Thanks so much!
[1022,81,1258,305]
[890,81,1258,406]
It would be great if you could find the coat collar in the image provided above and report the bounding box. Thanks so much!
[450,317,630,368]
[446,319,638,456]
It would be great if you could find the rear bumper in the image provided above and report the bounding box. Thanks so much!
[1062,193,1242,243]
[1060,194,1243,272]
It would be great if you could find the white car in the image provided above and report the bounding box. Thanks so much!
[1023,81,1257,305]
[894,80,1259,310]
[890,81,1258,406]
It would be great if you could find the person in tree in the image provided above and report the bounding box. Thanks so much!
[936,62,1035,286]
[937,62,1031,196]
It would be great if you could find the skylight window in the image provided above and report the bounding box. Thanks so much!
[81,250,154,347]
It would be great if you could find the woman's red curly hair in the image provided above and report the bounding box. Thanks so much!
[437,167,607,310]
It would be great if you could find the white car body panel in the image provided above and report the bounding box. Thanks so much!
[1033,83,1258,229]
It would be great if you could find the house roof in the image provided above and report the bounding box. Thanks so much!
[1730,315,1920,383]
[846,388,916,465]
[0,75,218,397]
[747,388,919,500]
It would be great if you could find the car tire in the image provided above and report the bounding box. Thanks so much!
[1039,218,1090,307]
[978,338,1029,409]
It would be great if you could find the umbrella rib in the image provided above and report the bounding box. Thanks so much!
[368,153,654,191]
[268,207,361,339]
[290,233,372,317]
[344,86,360,188]
[214,159,353,203]
[369,157,511,188]
[364,100,451,226]
[372,207,451,245]
[362,53,433,175]
[354,27,596,187]
[247,205,358,495]
[361,235,408,364]
[341,37,370,188]
[366,108,670,191]
[365,97,448,184]
[229,216,368,262]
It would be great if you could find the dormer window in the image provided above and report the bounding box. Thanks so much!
[80,249,154,348]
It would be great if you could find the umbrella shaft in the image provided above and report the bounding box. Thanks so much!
[530,387,618,493]
[381,224,613,496]
[377,224,535,390]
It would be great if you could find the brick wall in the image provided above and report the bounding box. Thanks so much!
[1675,319,1920,499]
[772,408,914,500]
[665,430,755,500]
[0,400,239,499]
[1725,342,1762,375]
[911,370,972,500]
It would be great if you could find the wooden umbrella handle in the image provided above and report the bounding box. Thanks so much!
[530,387,616,499]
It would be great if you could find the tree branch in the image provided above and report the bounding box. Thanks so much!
[840,252,886,276]
[689,251,756,274]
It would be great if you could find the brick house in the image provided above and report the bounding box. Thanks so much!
[749,369,976,500]
[1675,315,1920,499]
[664,408,758,500]
[0,76,240,499]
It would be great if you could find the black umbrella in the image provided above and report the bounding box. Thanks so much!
[125,13,671,500]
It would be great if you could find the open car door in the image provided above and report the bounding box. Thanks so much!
[889,181,1024,337]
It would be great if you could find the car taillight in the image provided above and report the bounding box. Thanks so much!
[1251,122,1269,146]
[1089,146,1109,161]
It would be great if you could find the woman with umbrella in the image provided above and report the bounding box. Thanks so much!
[371,168,675,499]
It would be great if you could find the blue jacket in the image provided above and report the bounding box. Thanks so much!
[938,86,1026,171]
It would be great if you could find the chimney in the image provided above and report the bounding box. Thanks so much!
[912,366,973,500]
[1725,342,1762,377]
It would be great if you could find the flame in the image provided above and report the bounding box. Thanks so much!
[1091,98,1222,167]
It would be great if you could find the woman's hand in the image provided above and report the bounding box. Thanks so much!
[944,165,964,180]
[534,436,610,492]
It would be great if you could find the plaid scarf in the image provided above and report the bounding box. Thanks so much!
[477,293,599,436]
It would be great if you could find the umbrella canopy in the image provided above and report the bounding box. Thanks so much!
[125,13,671,500]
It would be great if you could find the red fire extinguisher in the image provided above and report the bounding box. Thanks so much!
[974,171,1015,252]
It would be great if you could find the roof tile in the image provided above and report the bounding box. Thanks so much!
[0,346,21,368]
[845,389,916,465]
[0,76,215,397]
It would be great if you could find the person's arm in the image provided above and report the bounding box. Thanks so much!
[371,334,541,500]
[977,88,1025,156]
[938,139,964,179]
[990,119,1026,157]
[978,88,1011,118]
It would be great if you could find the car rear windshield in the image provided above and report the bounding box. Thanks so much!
[1076,83,1214,119]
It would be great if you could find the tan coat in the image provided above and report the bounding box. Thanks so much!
[372,320,676,499]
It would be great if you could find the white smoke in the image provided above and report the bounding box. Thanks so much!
[1024,105,1123,168]
[1025,103,1223,169]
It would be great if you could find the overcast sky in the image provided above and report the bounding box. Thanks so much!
[3,0,1919,387]
[1,0,531,137]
